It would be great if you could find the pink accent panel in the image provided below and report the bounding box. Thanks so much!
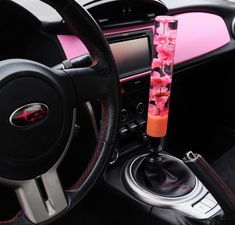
[57,24,153,59]
[57,13,230,64]
[174,12,230,64]
[57,35,88,59]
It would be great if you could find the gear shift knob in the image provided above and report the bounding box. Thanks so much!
[183,151,235,218]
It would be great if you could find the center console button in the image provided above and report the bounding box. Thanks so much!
[119,127,129,136]
[129,122,138,131]
[193,202,211,214]
[201,198,217,208]
[205,193,217,203]
[137,119,146,127]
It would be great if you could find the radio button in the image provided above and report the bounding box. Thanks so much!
[119,127,129,136]
[137,119,146,127]
[129,122,138,131]
[193,202,211,214]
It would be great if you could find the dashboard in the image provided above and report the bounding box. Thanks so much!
[7,0,232,67]
[3,0,234,156]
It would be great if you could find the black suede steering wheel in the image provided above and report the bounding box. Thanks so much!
[0,0,120,224]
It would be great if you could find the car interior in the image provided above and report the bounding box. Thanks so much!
[1,0,235,225]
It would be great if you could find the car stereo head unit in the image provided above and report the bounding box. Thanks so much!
[107,29,153,78]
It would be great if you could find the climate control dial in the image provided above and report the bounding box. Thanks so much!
[121,109,128,121]
[136,102,145,115]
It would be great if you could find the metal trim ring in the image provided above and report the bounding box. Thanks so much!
[124,154,221,219]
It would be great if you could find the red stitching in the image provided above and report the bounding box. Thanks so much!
[67,98,110,190]
[0,211,22,224]
[198,156,235,200]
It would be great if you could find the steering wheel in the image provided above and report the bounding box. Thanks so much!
[0,0,120,224]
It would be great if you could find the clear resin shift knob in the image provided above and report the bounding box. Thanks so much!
[147,16,178,138]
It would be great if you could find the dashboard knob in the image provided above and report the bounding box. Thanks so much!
[136,102,145,115]
[120,109,128,121]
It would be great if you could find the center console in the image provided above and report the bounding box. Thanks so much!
[124,153,221,219]
[106,29,153,156]
[118,75,150,154]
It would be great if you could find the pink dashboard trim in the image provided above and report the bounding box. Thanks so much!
[174,12,230,64]
[57,12,230,66]
[57,35,88,60]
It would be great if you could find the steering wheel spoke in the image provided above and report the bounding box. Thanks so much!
[64,66,110,103]
[15,171,67,224]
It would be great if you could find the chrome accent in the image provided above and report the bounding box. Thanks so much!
[185,151,197,160]
[15,171,67,223]
[9,102,48,127]
[0,108,77,223]
[124,154,221,219]
[84,102,98,140]
[109,148,119,165]
[231,17,235,38]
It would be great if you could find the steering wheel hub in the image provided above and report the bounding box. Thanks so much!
[0,60,74,180]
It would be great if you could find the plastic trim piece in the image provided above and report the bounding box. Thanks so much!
[124,154,221,219]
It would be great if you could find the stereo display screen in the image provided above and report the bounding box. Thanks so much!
[109,36,151,77]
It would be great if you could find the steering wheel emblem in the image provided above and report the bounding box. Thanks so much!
[9,103,48,127]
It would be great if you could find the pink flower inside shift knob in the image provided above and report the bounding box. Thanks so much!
[146,16,178,138]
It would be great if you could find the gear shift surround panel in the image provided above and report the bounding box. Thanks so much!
[124,153,221,219]
[133,154,196,197]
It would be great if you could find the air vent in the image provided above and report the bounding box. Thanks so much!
[86,0,167,28]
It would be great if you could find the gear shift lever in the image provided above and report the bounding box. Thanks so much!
[144,137,166,184]
[183,151,235,219]
[133,15,195,197]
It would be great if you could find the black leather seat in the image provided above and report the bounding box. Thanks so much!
[213,146,235,194]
